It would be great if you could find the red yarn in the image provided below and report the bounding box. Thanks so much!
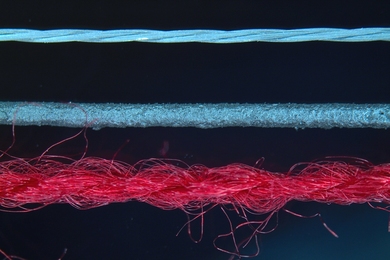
[0,156,389,213]
[1,155,390,258]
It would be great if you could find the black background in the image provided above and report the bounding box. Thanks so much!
[0,1,390,259]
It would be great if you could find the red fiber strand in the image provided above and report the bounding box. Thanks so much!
[1,155,390,258]
[0,157,389,212]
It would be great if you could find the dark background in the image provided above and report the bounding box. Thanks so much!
[0,1,390,259]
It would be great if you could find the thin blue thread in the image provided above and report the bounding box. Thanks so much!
[0,28,389,43]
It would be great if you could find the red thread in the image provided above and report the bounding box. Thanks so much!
[1,157,389,212]
[1,131,390,258]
